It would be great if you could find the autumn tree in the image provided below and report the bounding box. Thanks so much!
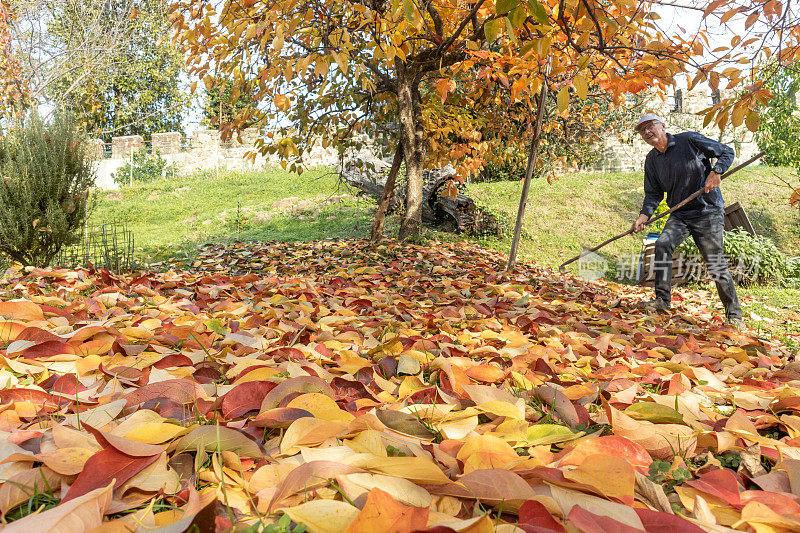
[172,0,658,239]
[202,79,258,129]
[172,0,796,243]
[0,1,27,115]
[47,0,189,140]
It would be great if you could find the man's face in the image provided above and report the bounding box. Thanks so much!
[637,120,666,146]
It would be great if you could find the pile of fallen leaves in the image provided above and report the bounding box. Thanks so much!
[0,239,798,532]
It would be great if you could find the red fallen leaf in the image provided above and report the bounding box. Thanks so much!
[740,490,800,514]
[191,364,222,384]
[7,429,42,445]
[331,377,378,403]
[0,388,59,412]
[266,346,305,361]
[124,378,207,407]
[100,363,144,381]
[215,516,234,530]
[684,468,741,507]
[221,380,277,418]
[51,373,88,396]
[21,340,73,359]
[408,387,450,404]
[250,407,314,428]
[152,353,194,369]
[519,500,565,532]
[62,447,160,502]
[530,386,583,428]
[112,341,148,357]
[761,446,780,463]
[633,508,706,533]
[559,436,652,474]
[15,326,63,344]
[567,506,644,533]
[139,397,188,420]
[772,395,800,413]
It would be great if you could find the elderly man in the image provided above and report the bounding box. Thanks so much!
[631,113,745,330]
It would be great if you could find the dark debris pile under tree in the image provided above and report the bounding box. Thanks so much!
[343,157,504,239]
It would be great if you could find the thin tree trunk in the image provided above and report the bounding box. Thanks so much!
[370,141,404,243]
[506,76,550,273]
[397,73,425,241]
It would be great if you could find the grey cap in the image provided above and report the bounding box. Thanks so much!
[635,112,664,131]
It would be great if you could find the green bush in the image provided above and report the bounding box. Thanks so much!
[754,62,800,167]
[785,257,800,288]
[0,111,95,266]
[678,229,789,285]
[648,198,670,234]
[474,149,527,183]
[112,148,178,185]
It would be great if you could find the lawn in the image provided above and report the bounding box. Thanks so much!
[90,166,375,262]
[464,166,800,268]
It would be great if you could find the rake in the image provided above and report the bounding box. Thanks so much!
[558,150,766,273]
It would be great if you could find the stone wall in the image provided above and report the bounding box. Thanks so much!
[592,86,761,173]
[151,132,181,155]
[91,128,343,189]
[111,135,143,159]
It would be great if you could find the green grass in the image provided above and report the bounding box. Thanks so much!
[91,164,800,269]
[464,165,800,270]
[90,167,375,263]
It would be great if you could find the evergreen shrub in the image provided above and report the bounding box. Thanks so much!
[0,112,95,266]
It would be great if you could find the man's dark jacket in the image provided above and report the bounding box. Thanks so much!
[639,132,735,220]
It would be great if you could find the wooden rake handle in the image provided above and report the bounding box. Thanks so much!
[557,150,766,273]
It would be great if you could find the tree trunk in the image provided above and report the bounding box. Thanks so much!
[397,73,426,241]
[370,141,404,243]
[506,76,550,273]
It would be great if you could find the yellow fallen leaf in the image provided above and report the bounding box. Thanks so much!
[287,393,355,423]
[283,499,360,533]
[124,422,190,444]
[457,434,519,474]
[348,455,452,485]
[337,472,432,508]
[281,417,349,455]
[563,453,635,505]
[37,447,95,476]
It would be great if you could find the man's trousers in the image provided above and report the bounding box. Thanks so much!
[653,210,743,319]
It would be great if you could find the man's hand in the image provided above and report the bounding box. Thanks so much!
[632,214,649,233]
[704,171,722,193]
